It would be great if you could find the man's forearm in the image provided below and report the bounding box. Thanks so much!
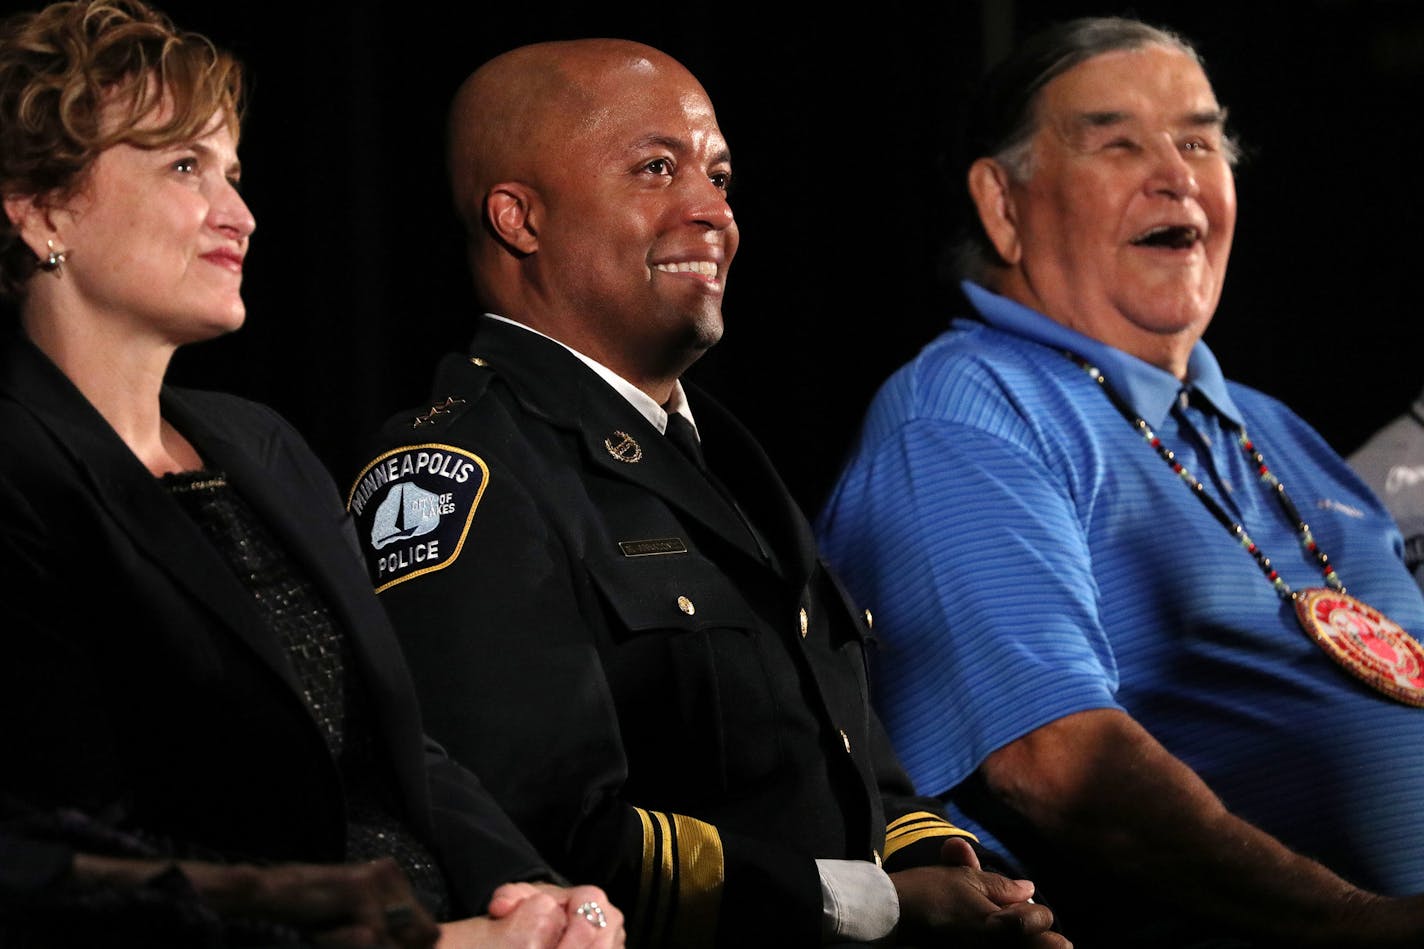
[980,708,1424,946]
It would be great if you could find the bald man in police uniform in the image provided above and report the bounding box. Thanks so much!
[347,38,1067,949]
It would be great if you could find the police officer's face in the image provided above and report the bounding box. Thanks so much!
[530,56,738,384]
[974,44,1236,377]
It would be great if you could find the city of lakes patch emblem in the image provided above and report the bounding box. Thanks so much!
[346,444,489,593]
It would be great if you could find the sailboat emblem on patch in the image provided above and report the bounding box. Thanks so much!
[371,483,442,547]
[346,443,490,592]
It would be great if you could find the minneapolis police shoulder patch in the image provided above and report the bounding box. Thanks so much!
[346,443,489,593]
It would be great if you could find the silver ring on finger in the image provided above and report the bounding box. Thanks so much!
[575,900,607,928]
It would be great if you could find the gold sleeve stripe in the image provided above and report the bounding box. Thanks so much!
[887,810,963,833]
[631,807,724,949]
[671,813,723,945]
[635,806,657,907]
[633,806,668,945]
[648,807,677,945]
[883,811,978,862]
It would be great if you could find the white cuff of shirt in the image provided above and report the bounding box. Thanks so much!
[817,858,899,943]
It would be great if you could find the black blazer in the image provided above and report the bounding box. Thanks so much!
[348,317,982,947]
[0,335,549,917]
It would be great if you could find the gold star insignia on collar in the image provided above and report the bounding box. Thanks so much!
[412,396,466,428]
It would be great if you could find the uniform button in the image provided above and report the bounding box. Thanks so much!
[863,608,873,629]
[677,595,696,616]
[798,607,809,638]
[873,849,882,868]
[840,729,851,754]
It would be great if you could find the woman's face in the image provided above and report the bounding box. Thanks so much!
[52,102,255,345]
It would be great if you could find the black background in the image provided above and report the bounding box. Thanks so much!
[28,0,1424,515]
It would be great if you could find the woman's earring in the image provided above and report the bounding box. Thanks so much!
[39,239,68,273]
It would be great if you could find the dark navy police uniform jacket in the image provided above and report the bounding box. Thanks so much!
[348,316,984,948]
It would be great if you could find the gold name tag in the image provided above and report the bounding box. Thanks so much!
[619,537,688,557]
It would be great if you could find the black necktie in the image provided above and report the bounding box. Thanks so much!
[664,410,775,563]
[664,412,706,470]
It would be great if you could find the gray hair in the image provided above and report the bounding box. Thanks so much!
[952,16,1239,285]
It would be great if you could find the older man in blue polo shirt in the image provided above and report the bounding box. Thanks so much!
[817,15,1424,949]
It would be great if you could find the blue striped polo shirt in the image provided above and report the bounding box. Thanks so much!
[815,281,1424,895]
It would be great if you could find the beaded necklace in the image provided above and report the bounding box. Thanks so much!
[1068,351,1424,707]
[1069,353,1342,601]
